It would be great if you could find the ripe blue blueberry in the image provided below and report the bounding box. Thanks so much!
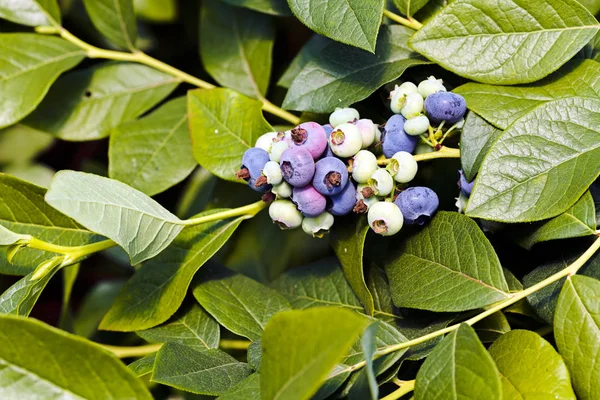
[292,185,327,217]
[238,148,271,192]
[327,180,357,216]
[286,122,328,160]
[394,186,439,225]
[424,92,467,124]
[367,201,404,236]
[313,157,349,196]
[321,124,335,158]
[382,115,418,158]
[280,147,315,187]
[458,170,475,197]
[269,200,303,229]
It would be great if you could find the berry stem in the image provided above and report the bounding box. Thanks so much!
[181,200,267,226]
[35,26,300,125]
[383,10,423,30]
[100,339,251,358]
[378,146,460,166]
[382,380,415,400]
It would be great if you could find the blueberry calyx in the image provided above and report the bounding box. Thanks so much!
[236,167,250,180]
[261,191,275,204]
[291,127,308,144]
[281,161,293,180]
[353,200,368,214]
[325,172,342,189]
[371,219,388,234]
[254,175,268,188]
[330,129,345,145]
[361,187,374,198]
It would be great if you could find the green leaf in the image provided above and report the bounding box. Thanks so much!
[489,330,576,399]
[247,340,261,370]
[188,88,273,182]
[393,0,430,15]
[282,25,430,113]
[100,210,245,331]
[466,97,600,222]
[366,266,395,322]
[578,0,600,14]
[0,34,84,129]
[200,0,274,98]
[261,307,369,400]
[554,275,600,399]
[152,343,253,395]
[414,324,501,400]
[192,266,291,341]
[0,0,61,26]
[348,323,379,400]
[3,163,55,189]
[134,0,177,22]
[460,112,503,181]
[278,34,329,88]
[286,0,384,52]
[82,0,137,51]
[109,97,196,196]
[514,191,596,249]
[221,0,290,15]
[74,280,125,337]
[0,174,102,276]
[45,170,185,264]
[0,224,30,245]
[0,269,58,315]
[385,212,510,312]
[23,62,179,141]
[331,216,374,316]
[409,0,600,84]
[271,258,397,321]
[0,315,152,399]
[59,263,78,330]
[454,60,600,130]
[0,125,53,165]
[128,353,156,377]
[137,304,220,350]
[473,312,510,343]
[219,373,261,399]
[396,313,456,361]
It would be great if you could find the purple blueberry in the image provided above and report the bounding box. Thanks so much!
[458,170,475,197]
[424,92,467,124]
[327,181,357,216]
[292,185,327,217]
[394,187,439,225]
[237,148,271,192]
[322,124,335,158]
[280,147,315,187]
[313,157,349,196]
[286,122,327,160]
[382,114,418,158]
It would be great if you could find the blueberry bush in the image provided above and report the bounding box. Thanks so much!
[0,0,600,399]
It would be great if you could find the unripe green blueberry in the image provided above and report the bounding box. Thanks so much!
[374,126,382,143]
[367,201,404,236]
[269,200,303,229]
[356,183,380,210]
[329,107,360,127]
[351,150,378,183]
[403,115,430,136]
[390,82,418,114]
[263,161,282,185]
[417,76,446,98]
[368,168,394,196]
[329,123,363,158]
[255,132,279,152]
[388,151,418,183]
[272,181,292,198]
[354,119,377,148]
[269,140,289,163]
[401,92,424,119]
[302,211,334,238]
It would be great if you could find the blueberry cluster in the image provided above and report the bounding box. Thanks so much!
[237,76,467,237]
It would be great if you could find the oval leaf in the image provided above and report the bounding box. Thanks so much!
[45,170,185,264]
[23,62,179,141]
[385,212,510,312]
[466,97,600,222]
[221,0,290,15]
[188,88,273,182]
[0,315,152,399]
[409,0,600,84]
[0,34,84,129]
[109,97,196,196]
[0,0,61,26]
[82,0,137,51]
[283,25,430,113]
[220,373,261,400]
[554,275,600,399]
[200,0,274,98]
[460,112,503,181]
[261,307,369,400]
[286,0,384,52]
[0,269,58,315]
[414,324,501,400]
[489,330,576,399]
[393,0,430,15]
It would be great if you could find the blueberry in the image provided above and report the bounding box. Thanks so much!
[367,201,404,236]
[329,123,363,158]
[424,92,467,124]
[313,157,349,196]
[382,115,418,157]
[321,124,335,158]
[354,119,376,148]
[351,150,378,184]
[390,82,418,114]
[388,151,418,183]
[302,211,334,238]
[394,186,439,225]
[238,148,271,192]
[327,180,357,216]
[368,169,394,196]
[269,200,303,229]
[287,122,328,160]
[280,147,315,187]
[292,185,327,217]
[269,140,289,163]
[355,183,379,213]
[404,115,430,136]
[330,107,359,127]
[263,161,283,185]
[255,131,279,152]
[401,92,424,119]
[272,181,292,198]
[417,76,446,98]
[458,170,475,197]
